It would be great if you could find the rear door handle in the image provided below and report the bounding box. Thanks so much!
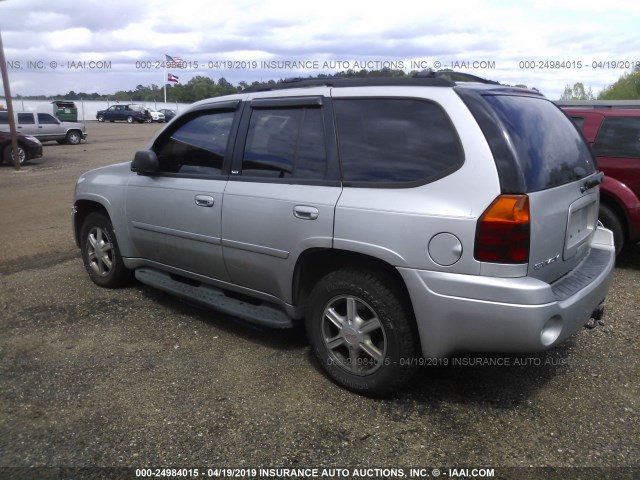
[194,195,214,207]
[293,205,319,220]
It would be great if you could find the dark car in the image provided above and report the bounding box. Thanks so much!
[158,109,176,121]
[1,130,43,166]
[563,107,640,253]
[96,104,149,124]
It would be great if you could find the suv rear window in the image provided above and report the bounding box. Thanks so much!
[483,95,595,191]
[334,98,463,185]
[594,116,640,158]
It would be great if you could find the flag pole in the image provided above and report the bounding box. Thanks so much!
[163,56,167,104]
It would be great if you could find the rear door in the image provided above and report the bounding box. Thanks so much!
[16,113,37,136]
[481,95,599,282]
[221,93,342,303]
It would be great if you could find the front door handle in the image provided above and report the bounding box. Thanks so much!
[293,205,319,220]
[194,195,214,207]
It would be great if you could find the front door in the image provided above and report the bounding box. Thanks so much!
[126,105,240,282]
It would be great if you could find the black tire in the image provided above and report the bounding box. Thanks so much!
[66,130,82,145]
[80,212,131,288]
[3,144,27,166]
[599,203,625,255]
[97,114,105,122]
[306,269,418,396]
[126,116,134,124]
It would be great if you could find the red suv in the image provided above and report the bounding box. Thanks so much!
[563,108,640,254]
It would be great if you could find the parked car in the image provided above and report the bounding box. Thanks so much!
[158,109,177,121]
[147,109,166,123]
[73,75,615,396]
[96,104,149,124]
[0,111,87,145]
[563,107,640,254]
[0,130,43,165]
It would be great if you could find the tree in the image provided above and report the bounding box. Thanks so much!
[559,82,595,100]
[598,66,640,100]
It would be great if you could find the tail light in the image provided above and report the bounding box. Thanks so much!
[475,195,530,263]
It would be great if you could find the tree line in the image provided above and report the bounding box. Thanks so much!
[8,66,640,103]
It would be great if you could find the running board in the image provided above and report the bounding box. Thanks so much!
[135,268,294,328]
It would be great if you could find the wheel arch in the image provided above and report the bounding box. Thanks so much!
[292,248,420,348]
[73,199,110,247]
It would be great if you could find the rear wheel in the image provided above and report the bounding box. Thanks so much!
[80,212,131,288]
[599,203,625,255]
[306,269,418,396]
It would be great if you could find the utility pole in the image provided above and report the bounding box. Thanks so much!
[0,25,21,170]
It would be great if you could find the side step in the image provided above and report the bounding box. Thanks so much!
[135,268,294,328]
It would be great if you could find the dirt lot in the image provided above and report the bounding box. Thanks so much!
[0,123,638,479]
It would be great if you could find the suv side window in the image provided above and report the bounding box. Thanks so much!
[570,116,585,130]
[241,107,327,180]
[0,112,8,124]
[334,98,463,184]
[594,117,640,158]
[154,110,234,175]
[38,113,59,124]
[17,113,35,124]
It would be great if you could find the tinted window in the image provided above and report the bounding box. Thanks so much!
[334,99,462,184]
[570,116,585,130]
[0,112,8,124]
[484,96,595,191]
[38,113,58,124]
[18,113,35,124]
[594,117,640,158]
[155,110,235,175]
[242,108,327,180]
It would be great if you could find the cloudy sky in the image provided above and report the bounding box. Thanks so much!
[1,0,639,100]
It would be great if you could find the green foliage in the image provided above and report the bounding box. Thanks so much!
[559,82,595,100]
[598,66,640,100]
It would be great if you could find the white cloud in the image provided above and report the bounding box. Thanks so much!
[0,0,637,98]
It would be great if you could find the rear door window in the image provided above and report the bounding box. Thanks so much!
[333,98,463,185]
[483,95,595,191]
[594,117,640,158]
[17,113,35,124]
[241,107,327,180]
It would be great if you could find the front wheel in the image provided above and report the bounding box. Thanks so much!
[126,116,134,124]
[3,144,27,165]
[97,114,104,122]
[66,130,82,145]
[80,212,131,288]
[306,269,418,396]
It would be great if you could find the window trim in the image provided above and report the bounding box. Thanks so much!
[149,101,242,178]
[332,96,465,189]
[229,99,341,185]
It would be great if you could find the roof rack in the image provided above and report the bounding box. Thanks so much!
[242,69,502,93]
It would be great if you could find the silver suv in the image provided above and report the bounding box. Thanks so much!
[73,76,615,396]
[0,111,87,145]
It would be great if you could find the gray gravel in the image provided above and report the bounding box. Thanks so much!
[0,123,638,479]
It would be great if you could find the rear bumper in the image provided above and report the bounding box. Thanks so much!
[399,227,616,358]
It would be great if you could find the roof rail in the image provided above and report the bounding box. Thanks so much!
[242,75,457,92]
[554,100,640,109]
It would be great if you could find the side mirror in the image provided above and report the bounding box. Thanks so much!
[131,150,159,174]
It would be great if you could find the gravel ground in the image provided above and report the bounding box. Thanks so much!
[0,123,638,479]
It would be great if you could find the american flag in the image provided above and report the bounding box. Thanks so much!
[165,54,183,67]
[168,73,180,83]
